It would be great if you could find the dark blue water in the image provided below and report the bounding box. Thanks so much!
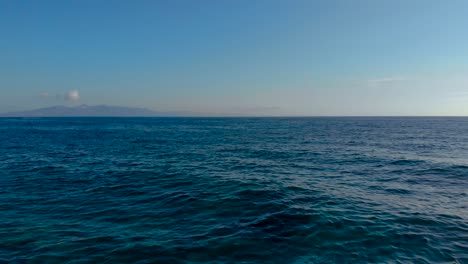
[1,117,467,263]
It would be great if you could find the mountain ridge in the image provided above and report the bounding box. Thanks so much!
[0,105,180,117]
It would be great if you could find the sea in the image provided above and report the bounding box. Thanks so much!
[0,117,467,263]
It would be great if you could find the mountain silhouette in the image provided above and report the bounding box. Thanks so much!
[0,105,182,117]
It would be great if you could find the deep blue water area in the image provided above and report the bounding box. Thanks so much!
[0,117,467,263]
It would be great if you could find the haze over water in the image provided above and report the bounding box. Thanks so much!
[1,117,467,263]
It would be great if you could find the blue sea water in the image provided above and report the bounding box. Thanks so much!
[0,117,467,263]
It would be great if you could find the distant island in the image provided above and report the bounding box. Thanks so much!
[0,105,182,117]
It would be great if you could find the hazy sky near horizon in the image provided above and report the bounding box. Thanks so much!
[1,0,467,115]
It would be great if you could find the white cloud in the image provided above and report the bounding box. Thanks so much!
[367,76,407,86]
[65,90,80,101]
[39,92,49,98]
[447,91,468,101]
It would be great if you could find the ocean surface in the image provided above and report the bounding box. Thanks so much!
[0,117,467,263]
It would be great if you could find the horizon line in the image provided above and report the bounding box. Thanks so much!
[1,115,468,118]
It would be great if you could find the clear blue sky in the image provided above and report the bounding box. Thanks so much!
[1,0,467,115]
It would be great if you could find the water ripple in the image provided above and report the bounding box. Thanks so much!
[1,117,467,263]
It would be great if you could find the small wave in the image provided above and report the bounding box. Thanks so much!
[390,159,425,166]
[384,188,413,195]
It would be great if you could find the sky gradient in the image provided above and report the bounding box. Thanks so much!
[1,0,467,116]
